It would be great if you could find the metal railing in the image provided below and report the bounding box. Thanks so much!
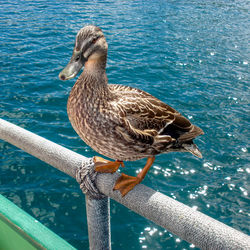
[0,118,249,250]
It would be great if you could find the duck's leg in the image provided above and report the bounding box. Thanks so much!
[94,156,124,173]
[113,156,155,197]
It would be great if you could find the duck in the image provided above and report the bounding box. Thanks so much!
[59,25,204,197]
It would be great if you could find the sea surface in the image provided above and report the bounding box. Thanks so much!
[0,0,249,249]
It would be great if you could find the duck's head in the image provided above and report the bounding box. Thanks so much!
[59,25,107,81]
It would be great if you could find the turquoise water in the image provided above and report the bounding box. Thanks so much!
[0,0,249,249]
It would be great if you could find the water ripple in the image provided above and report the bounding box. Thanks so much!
[1,0,249,249]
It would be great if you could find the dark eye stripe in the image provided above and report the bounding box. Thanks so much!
[75,55,80,61]
[92,38,98,44]
[92,35,104,44]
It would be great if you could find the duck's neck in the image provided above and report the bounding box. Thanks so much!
[73,55,111,101]
[84,54,107,73]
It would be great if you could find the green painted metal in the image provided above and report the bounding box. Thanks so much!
[0,194,76,250]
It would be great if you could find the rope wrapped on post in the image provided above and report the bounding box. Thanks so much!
[76,158,106,199]
[0,118,250,249]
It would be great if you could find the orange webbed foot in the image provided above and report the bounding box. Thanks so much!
[94,156,124,174]
[113,173,141,197]
[113,156,155,197]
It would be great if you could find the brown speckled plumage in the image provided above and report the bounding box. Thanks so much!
[59,25,203,195]
[60,25,203,162]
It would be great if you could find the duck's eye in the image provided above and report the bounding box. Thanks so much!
[92,38,98,44]
[75,55,80,62]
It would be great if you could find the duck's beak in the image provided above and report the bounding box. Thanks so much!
[59,51,86,81]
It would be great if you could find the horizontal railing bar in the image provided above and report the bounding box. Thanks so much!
[0,118,86,178]
[1,118,250,249]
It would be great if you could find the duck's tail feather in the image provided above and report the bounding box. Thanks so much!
[182,141,202,158]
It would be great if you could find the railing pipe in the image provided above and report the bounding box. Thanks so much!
[85,196,111,250]
[97,173,250,249]
[0,118,84,178]
[0,118,250,249]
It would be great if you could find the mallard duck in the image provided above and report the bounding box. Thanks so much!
[59,25,204,197]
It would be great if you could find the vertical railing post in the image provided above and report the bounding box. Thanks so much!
[85,195,111,250]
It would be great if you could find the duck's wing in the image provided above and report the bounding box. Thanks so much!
[110,85,203,146]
